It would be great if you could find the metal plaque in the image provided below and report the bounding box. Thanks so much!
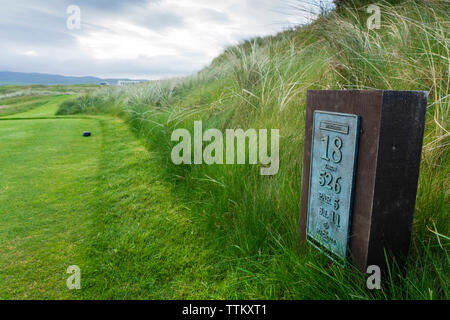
[307,111,360,263]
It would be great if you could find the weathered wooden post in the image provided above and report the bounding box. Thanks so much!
[299,90,428,273]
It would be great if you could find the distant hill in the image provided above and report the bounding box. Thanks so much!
[0,71,145,85]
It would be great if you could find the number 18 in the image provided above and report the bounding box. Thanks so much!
[321,135,343,163]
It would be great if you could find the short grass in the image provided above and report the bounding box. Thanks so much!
[0,115,101,299]
[0,96,53,117]
[6,95,73,118]
[0,84,99,117]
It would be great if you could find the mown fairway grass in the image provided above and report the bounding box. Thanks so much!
[0,97,101,299]
[0,95,223,299]
[0,96,53,117]
[5,95,73,118]
[0,119,101,299]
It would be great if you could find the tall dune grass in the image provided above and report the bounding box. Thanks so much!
[58,0,449,299]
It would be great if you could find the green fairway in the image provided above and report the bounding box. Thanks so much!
[1,95,73,119]
[0,94,97,299]
[0,95,217,299]
[0,96,52,117]
[0,116,101,299]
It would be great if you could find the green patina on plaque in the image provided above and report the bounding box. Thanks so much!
[307,111,360,263]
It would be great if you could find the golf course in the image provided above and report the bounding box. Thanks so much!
[0,0,448,300]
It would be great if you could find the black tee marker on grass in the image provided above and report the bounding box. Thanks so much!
[83,132,91,137]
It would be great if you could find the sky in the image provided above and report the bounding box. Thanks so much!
[0,0,334,80]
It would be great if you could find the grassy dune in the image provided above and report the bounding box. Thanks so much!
[54,0,448,299]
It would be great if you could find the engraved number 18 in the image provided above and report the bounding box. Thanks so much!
[321,136,343,163]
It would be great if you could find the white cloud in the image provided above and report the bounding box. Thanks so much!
[20,50,39,56]
[0,0,333,79]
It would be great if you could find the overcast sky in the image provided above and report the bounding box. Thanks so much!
[0,0,333,79]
